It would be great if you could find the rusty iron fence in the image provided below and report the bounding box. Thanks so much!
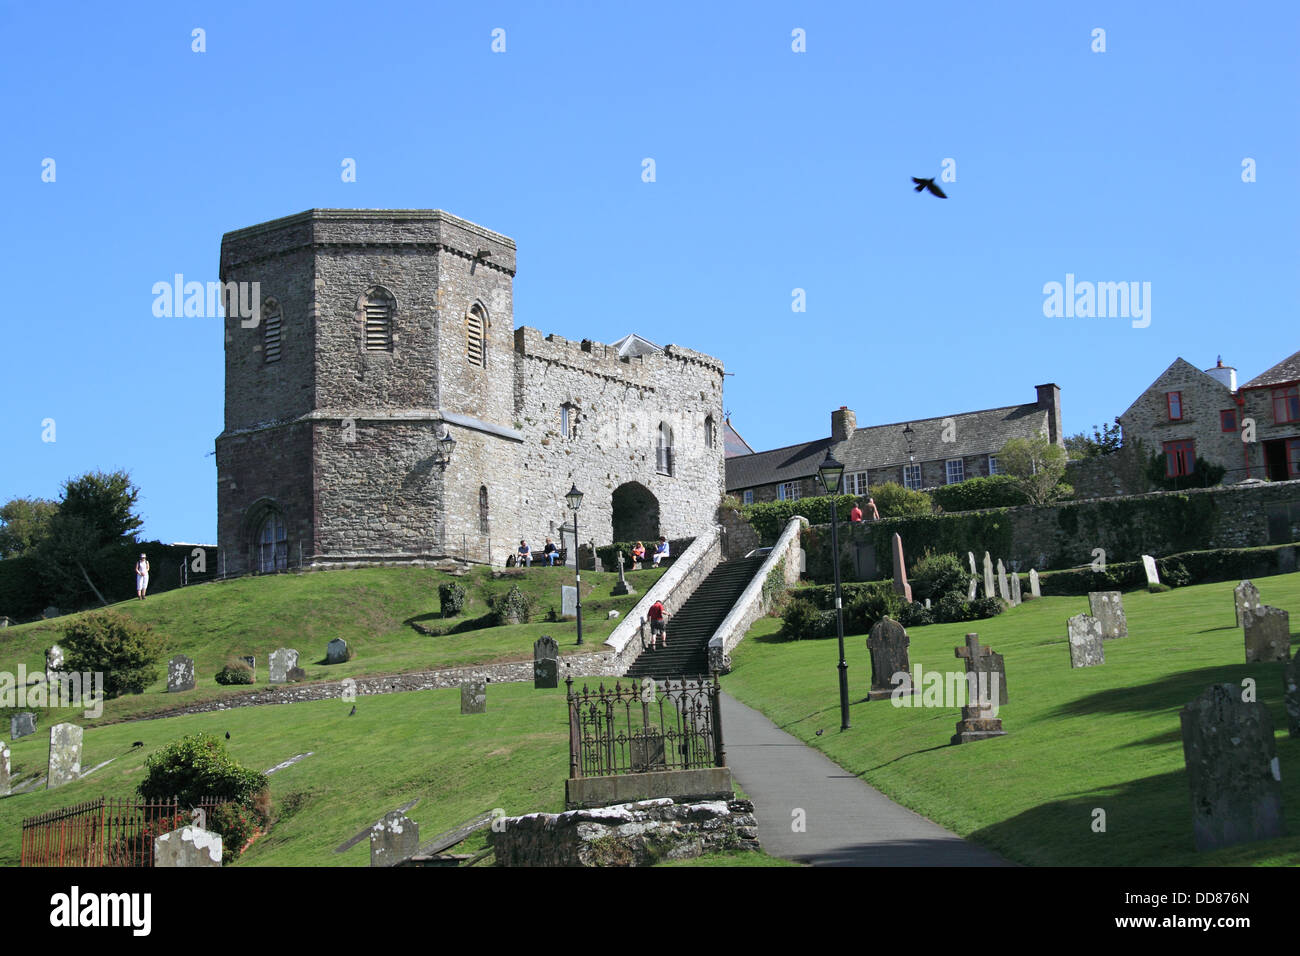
[21,797,228,867]
[566,674,725,778]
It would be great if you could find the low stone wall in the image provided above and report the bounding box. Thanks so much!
[708,516,805,672]
[603,526,724,673]
[494,796,759,866]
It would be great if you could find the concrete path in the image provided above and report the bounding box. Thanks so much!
[721,692,1009,866]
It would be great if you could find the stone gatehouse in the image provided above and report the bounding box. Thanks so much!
[215,209,725,574]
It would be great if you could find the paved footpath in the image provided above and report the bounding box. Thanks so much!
[721,693,1009,866]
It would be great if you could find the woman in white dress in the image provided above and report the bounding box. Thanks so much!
[135,553,150,600]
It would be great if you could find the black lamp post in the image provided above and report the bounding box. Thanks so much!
[436,424,456,472]
[565,484,584,646]
[818,450,850,731]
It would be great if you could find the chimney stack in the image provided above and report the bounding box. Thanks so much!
[1035,384,1063,448]
[831,406,857,443]
[1203,357,1237,391]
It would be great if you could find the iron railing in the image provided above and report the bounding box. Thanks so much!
[21,796,228,867]
[566,674,725,778]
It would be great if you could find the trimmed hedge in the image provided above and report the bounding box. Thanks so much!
[931,475,1025,513]
[743,496,861,543]
[1036,544,1296,596]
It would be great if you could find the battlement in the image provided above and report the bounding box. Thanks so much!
[513,327,724,378]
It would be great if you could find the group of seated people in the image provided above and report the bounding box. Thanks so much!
[509,536,671,569]
[630,537,670,569]
[513,538,561,567]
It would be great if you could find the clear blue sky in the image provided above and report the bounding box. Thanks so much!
[2,0,1296,543]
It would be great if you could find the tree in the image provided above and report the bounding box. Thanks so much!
[0,497,58,558]
[998,436,1073,505]
[62,610,166,698]
[1064,419,1123,459]
[36,470,144,608]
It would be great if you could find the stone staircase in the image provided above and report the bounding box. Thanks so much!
[624,555,766,680]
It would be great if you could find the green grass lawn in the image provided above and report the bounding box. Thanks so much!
[721,572,1300,866]
[0,564,664,727]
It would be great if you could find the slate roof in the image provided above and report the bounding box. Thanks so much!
[725,437,835,490]
[1240,349,1300,390]
[723,420,755,458]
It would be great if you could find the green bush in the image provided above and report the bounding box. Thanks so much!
[933,591,971,623]
[743,495,861,542]
[968,596,1004,619]
[438,582,467,617]
[214,660,254,686]
[1146,453,1227,491]
[780,597,836,639]
[844,587,904,636]
[931,475,1025,513]
[909,551,967,602]
[897,601,933,627]
[595,538,695,571]
[869,482,933,518]
[137,733,268,810]
[489,585,535,625]
[209,802,259,864]
[1158,556,1191,588]
[61,610,166,698]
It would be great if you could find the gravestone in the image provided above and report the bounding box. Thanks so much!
[1141,555,1160,587]
[1067,614,1105,668]
[1243,606,1291,664]
[1029,569,1041,599]
[461,680,487,714]
[240,656,256,677]
[891,533,912,603]
[10,712,36,741]
[326,638,349,664]
[561,586,578,618]
[968,552,977,578]
[269,648,299,684]
[996,559,1009,603]
[533,636,559,689]
[370,810,420,867]
[0,742,9,796]
[0,616,11,627]
[1087,591,1128,640]
[630,733,667,771]
[1234,581,1261,627]
[982,552,995,600]
[1009,572,1022,607]
[967,575,978,601]
[1285,659,1300,738]
[155,826,223,867]
[951,634,1007,744]
[1180,683,1284,852]
[611,552,635,597]
[167,655,195,693]
[47,723,83,789]
[866,617,912,701]
[42,606,60,619]
[46,644,64,673]
[607,609,619,619]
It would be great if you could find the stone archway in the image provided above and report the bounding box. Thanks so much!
[612,482,659,544]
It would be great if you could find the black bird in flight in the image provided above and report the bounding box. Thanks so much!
[912,176,948,199]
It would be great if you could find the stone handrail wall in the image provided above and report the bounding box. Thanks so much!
[708,516,805,672]
[603,525,724,674]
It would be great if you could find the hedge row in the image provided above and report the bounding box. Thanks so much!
[1036,544,1296,596]
[930,475,1025,513]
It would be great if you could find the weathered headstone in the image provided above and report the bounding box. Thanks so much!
[607,609,619,619]
[269,648,299,684]
[1087,591,1128,640]
[996,559,1009,603]
[1284,659,1300,738]
[1234,580,1261,627]
[982,552,995,600]
[45,644,64,673]
[1067,614,1105,668]
[611,552,635,597]
[1028,568,1041,599]
[1009,572,1022,606]
[967,576,978,601]
[968,552,977,578]
[1141,555,1160,587]
[167,654,195,693]
[155,826,223,867]
[561,586,578,618]
[951,634,1007,744]
[891,533,912,603]
[534,636,559,689]
[371,810,420,867]
[47,723,83,789]
[0,742,10,796]
[866,617,912,701]
[461,680,487,714]
[326,638,349,664]
[0,616,12,627]
[1180,683,1284,852]
[1243,606,1291,663]
[10,712,36,741]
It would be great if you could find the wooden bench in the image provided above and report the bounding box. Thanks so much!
[505,548,567,568]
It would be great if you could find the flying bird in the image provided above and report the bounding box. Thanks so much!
[911,176,947,199]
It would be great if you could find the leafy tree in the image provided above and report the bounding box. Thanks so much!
[36,470,144,607]
[998,437,1073,505]
[0,497,58,558]
[1064,419,1123,459]
[61,610,166,698]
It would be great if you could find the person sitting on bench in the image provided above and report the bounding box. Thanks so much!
[543,538,559,566]
[631,541,646,569]
[517,540,532,568]
[652,536,669,567]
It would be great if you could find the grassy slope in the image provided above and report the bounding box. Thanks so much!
[0,564,664,726]
[721,572,1300,866]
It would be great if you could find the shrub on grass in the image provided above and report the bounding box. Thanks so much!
[844,587,903,635]
[438,582,467,617]
[138,733,268,809]
[909,551,967,602]
[489,585,535,625]
[209,802,259,864]
[897,601,933,628]
[933,591,971,624]
[968,596,1004,620]
[61,610,166,698]
[780,597,835,639]
[215,660,254,686]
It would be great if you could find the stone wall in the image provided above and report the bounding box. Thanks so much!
[493,797,759,866]
[1065,445,1151,500]
[709,516,805,672]
[720,506,761,559]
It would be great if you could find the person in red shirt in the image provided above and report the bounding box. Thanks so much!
[849,503,863,523]
[647,600,670,649]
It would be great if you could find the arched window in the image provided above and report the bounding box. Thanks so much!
[263,298,282,364]
[479,485,490,533]
[656,422,674,476]
[256,513,287,572]
[466,303,487,368]
[361,287,394,351]
[704,415,715,449]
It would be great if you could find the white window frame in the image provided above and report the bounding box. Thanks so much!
[903,464,922,491]
[742,489,754,505]
[987,455,999,476]
[778,481,801,501]
[945,459,965,484]
[843,471,867,496]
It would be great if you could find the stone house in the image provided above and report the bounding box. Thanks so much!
[215,209,725,575]
[725,385,1063,503]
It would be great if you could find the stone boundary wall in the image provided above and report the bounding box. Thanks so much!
[603,526,724,674]
[708,516,805,672]
[720,507,762,559]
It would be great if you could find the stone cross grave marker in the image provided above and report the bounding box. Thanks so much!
[1141,555,1160,587]
[47,723,83,789]
[269,648,299,684]
[1285,659,1300,738]
[461,680,487,714]
[46,644,64,673]
[167,655,195,693]
[1009,571,1022,606]
[561,585,578,618]
[327,638,349,664]
[1180,683,1283,852]
[0,741,10,796]
[996,559,1009,603]
[155,826,223,867]
[612,552,635,597]
[1067,613,1105,668]
[370,810,420,867]
[1029,568,1041,599]
[1087,591,1128,640]
[1244,606,1291,664]
[534,635,559,689]
[891,533,912,603]
[866,617,912,701]
[10,712,36,741]
[951,634,1007,744]
[1234,580,1261,627]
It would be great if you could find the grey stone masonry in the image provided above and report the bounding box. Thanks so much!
[1067,614,1105,668]
[155,827,223,867]
[1087,591,1128,640]
[47,723,82,789]
[1243,606,1291,663]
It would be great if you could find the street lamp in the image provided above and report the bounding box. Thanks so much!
[565,484,584,646]
[818,450,851,731]
[902,422,915,461]
[435,423,457,472]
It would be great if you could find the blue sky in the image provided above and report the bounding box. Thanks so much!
[1,0,1296,543]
